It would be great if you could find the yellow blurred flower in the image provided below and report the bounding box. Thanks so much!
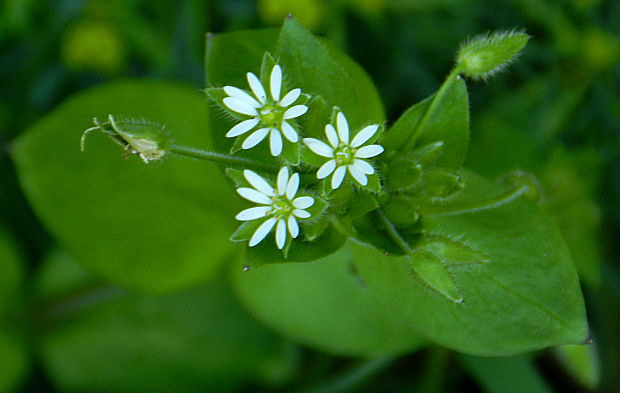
[61,21,125,75]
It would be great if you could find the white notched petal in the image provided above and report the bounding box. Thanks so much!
[275,219,287,249]
[246,72,267,103]
[303,138,334,158]
[331,166,347,189]
[351,124,379,148]
[293,209,311,219]
[353,159,375,175]
[279,88,301,107]
[355,144,384,158]
[348,164,368,186]
[288,216,299,238]
[293,196,314,209]
[242,128,270,149]
[223,97,258,116]
[237,188,272,205]
[249,217,277,247]
[325,124,339,148]
[317,159,337,179]
[336,112,349,143]
[286,173,300,200]
[223,86,261,108]
[269,129,283,156]
[226,118,259,138]
[281,121,299,143]
[244,170,275,196]
[283,105,308,119]
[270,65,282,102]
[235,206,271,221]
[277,167,289,196]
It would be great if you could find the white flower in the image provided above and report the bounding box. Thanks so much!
[235,167,315,249]
[223,64,308,156]
[303,112,384,189]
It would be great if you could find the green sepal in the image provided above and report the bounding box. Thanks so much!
[231,221,261,242]
[405,251,463,303]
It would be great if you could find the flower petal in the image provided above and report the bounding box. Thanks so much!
[277,167,289,196]
[270,65,282,101]
[223,86,261,108]
[286,173,300,200]
[269,129,283,156]
[237,188,272,205]
[279,88,301,107]
[303,138,334,158]
[336,112,349,143]
[283,105,308,119]
[348,165,368,186]
[223,97,258,116]
[353,159,375,175]
[244,169,275,196]
[293,196,314,209]
[317,159,337,179]
[242,128,270,149]
[235,206,271,221]
[355,144,384,158]
[247,72,267,103]
[226,118,259,138]
[281,121,299,143]
[293,209,311,219]
[331,166,347,189]
[351,124,379,148]
[275,219,287,249]
[325,124,339,148]
[249,217,277,247]
[288,216,299,238]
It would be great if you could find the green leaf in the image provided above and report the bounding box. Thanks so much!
[12,81,243,293]
[0,226,28,393]
[383,73,469,168]
[0,331,28,393]
[351,171,588,355]
[554,344,600,390]
[37,250,296,393]
[276,17,385,130]
[246,224,347,266]
[460,354,553,393]
[233,242,427,357]
[0,225,22,313]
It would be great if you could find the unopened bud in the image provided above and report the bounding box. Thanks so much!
[81,115,172,163]
[456,30,530,80]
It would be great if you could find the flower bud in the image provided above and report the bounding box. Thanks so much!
[456,30,530,80]
[81,115,172,163]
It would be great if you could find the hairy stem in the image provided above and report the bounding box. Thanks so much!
[376,208,414,255]
[169,144,279,173]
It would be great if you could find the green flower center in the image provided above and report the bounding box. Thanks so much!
[334,145,356,166]
[271,195,294,219]
[259,105,285,128]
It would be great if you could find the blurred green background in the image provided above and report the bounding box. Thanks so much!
[1,0,619,392]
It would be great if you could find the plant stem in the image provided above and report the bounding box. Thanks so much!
[376,207,414,255]
[402,69,460,152]
[297,357,395,393]
[168,144,279,173]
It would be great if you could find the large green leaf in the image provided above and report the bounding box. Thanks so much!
[37,249,295,393]
[351,171,587,355]
[12,81,243,293]
[233,243,427,357]
[382,73,469,168]
[277,18,385,130]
